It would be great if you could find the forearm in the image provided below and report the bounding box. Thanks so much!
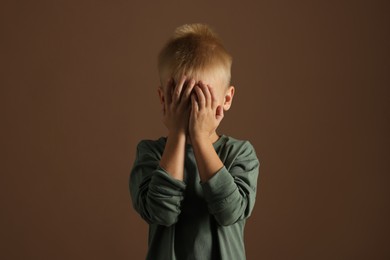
[159,131,186,181]
[191,135,224,183]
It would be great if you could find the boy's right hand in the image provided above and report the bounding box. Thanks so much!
[162,75,196,136]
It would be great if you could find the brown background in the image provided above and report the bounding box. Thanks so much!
[1,0,389,259]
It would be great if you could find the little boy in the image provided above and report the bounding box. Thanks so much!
[129,23,260,260]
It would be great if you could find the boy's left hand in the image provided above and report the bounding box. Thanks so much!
[189,81,224,140]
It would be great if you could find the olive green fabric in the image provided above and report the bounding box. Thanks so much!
[129,134,260,260]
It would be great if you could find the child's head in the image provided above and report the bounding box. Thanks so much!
[157,23,235,112]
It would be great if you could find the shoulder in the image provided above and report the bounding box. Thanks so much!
[223,135,257,156]
[135,136,166,158]
[221,135,260,172]
[217,135,260,166]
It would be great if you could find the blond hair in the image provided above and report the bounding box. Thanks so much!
[158,23,232,89]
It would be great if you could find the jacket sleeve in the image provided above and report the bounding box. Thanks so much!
[129,140,187,227]
[200,141,260,226]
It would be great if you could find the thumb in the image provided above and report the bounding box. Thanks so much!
[216,105,224,122]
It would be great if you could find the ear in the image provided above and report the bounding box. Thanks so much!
[223,86,235,111]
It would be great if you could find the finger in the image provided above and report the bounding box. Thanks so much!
[182,78,196,102]
[199,82,211,108]
[164,77,173,105]
[208,85,218,109]
[194,84,206,109]
[164,78,173,114]
[191,93,198,113]
[173,75,187,103]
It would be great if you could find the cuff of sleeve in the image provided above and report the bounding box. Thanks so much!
[200,166,236,204]
[150,165,187,193]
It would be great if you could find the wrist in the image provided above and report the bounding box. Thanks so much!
[168,130,187,140]
[190,133,211,144]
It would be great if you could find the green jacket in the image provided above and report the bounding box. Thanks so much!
[129,134,260,260]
